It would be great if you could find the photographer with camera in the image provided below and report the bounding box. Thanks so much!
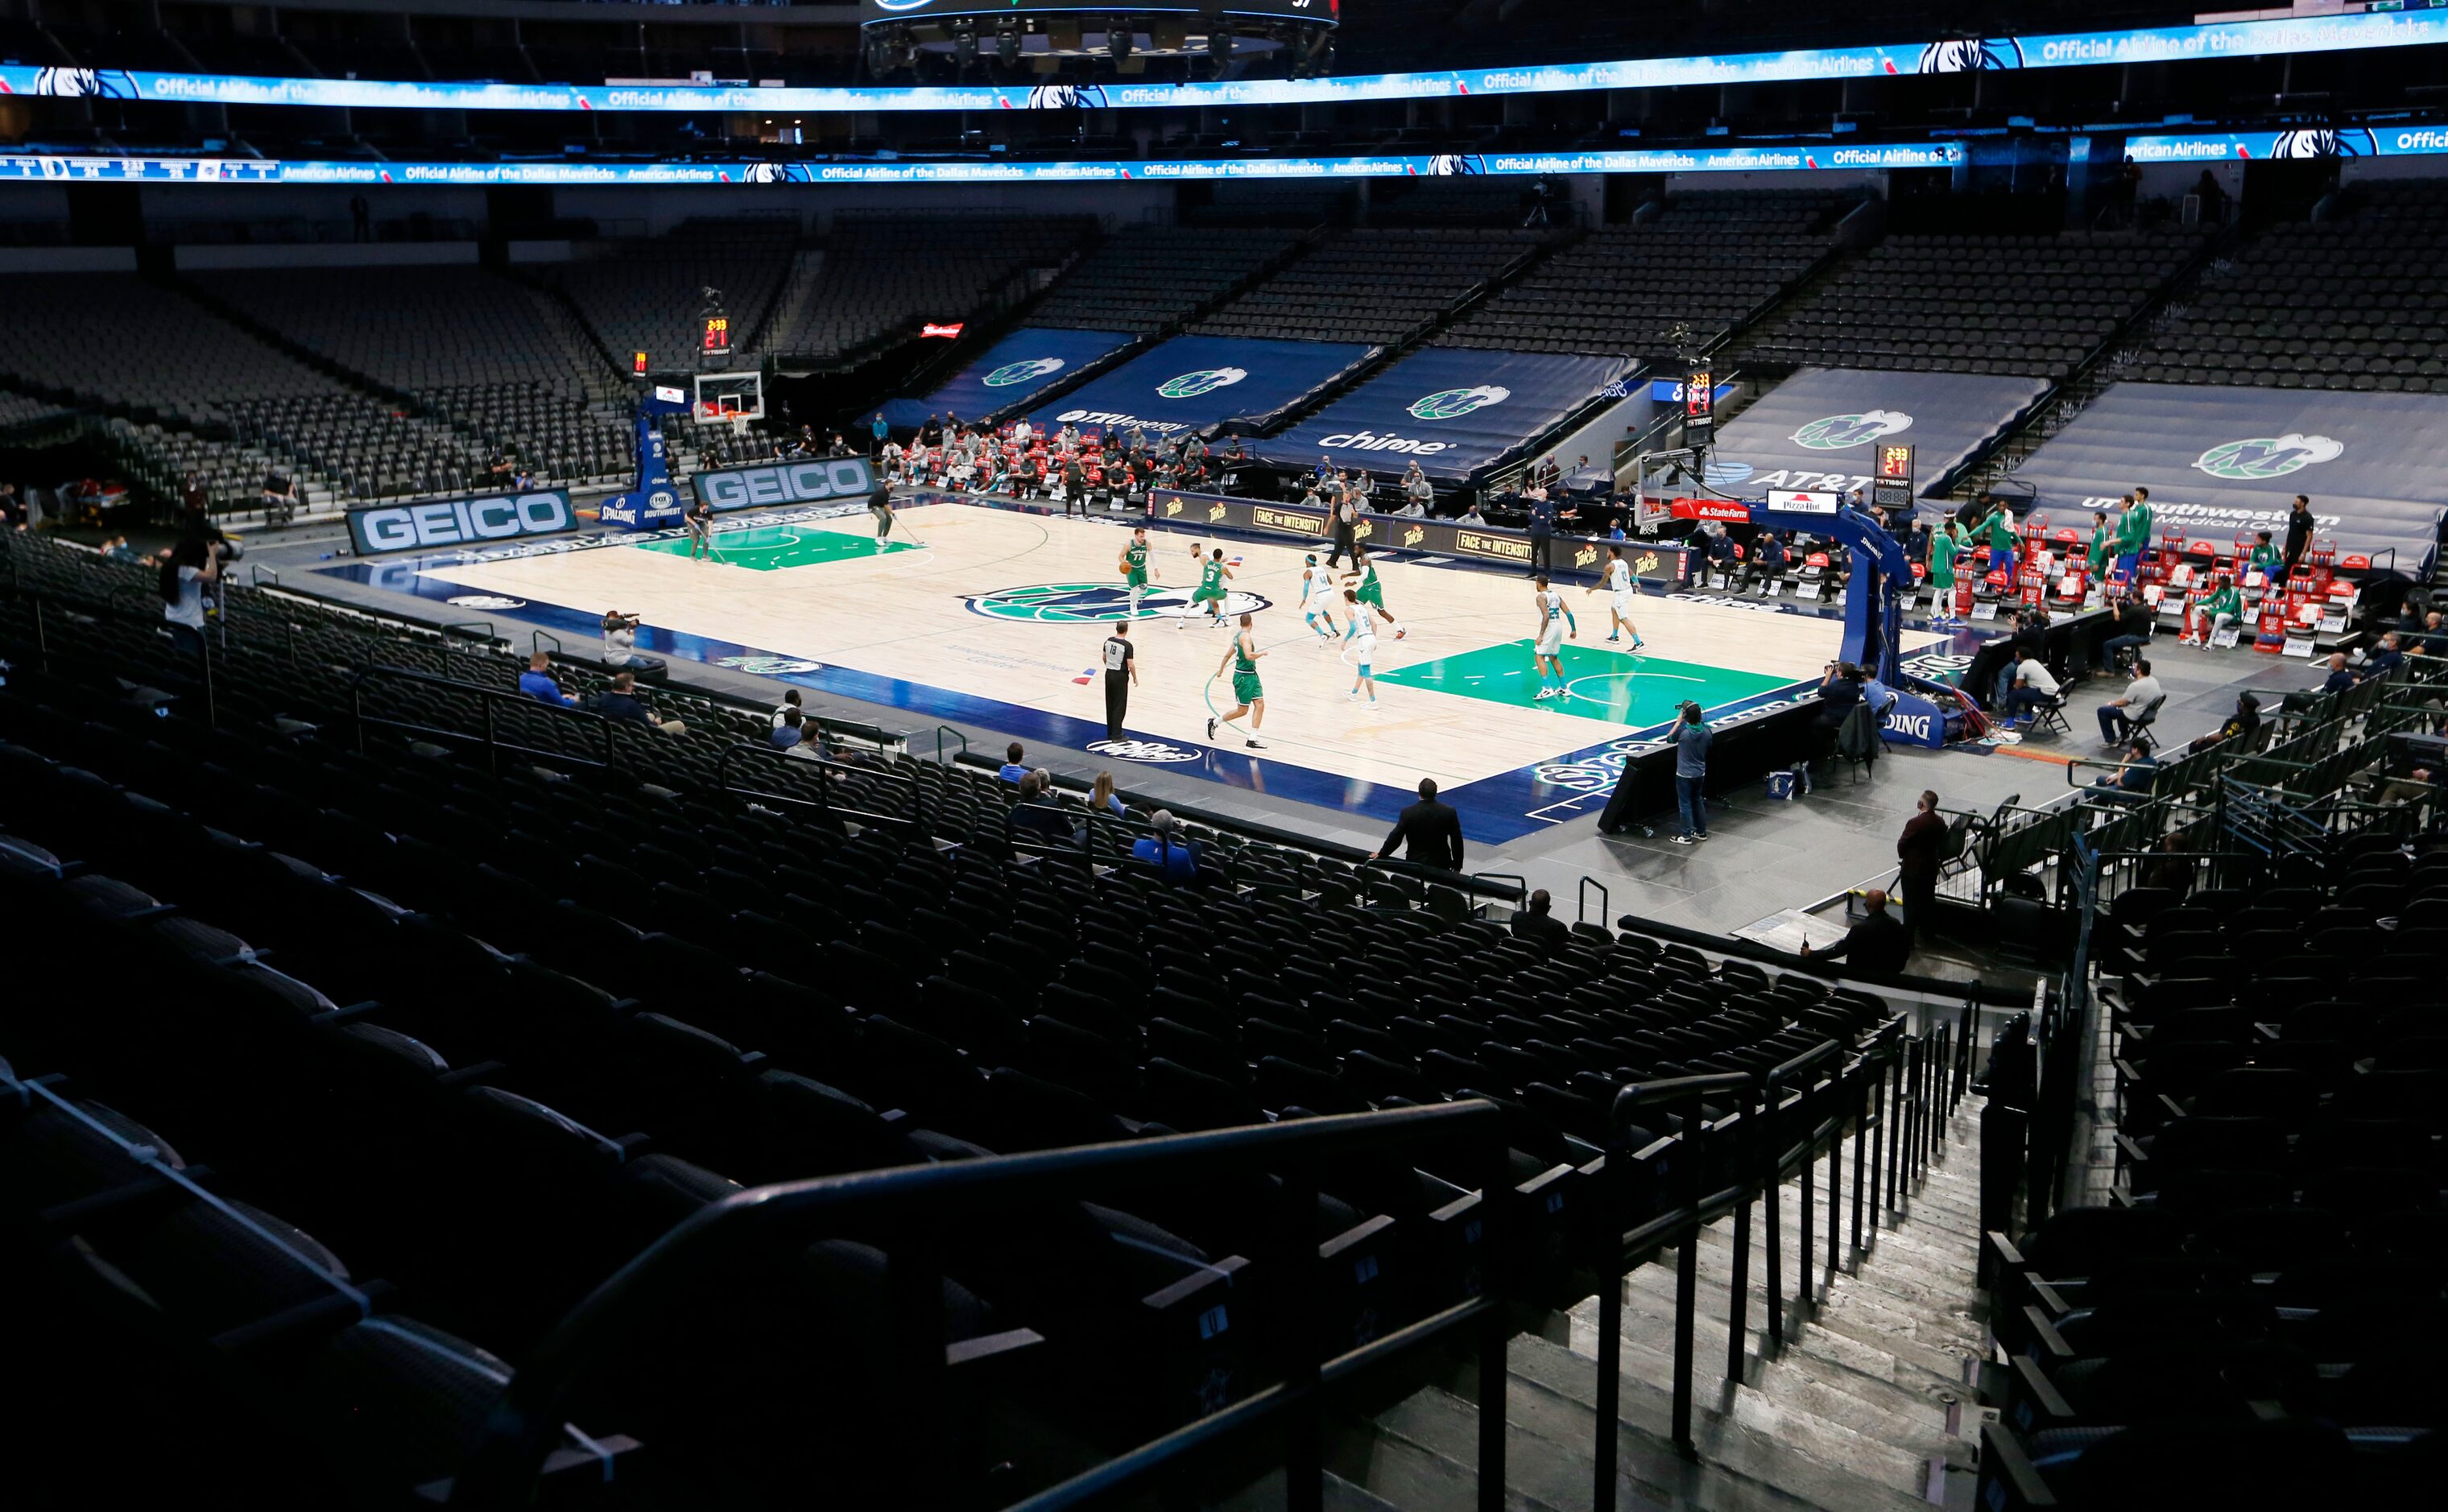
[601,609,667,684]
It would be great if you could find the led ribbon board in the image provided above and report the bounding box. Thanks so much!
[0,143,1964,185]
[5,11,2444,114]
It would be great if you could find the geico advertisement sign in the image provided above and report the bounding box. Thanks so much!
[349,491,573,555]
[695,457,875,511]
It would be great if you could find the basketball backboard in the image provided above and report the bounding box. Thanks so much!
[693,370,765,425]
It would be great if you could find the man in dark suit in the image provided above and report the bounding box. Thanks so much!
[1801,889,1912,977]
[1375,778,1464,872]
[1895,791,1946,944]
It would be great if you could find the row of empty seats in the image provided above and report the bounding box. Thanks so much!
[1729,229,2207,379]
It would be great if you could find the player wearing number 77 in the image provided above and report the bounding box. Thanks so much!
[1531,573,1578,701]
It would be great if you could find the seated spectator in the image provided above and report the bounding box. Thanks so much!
[2095,594,2153,671]
[2001,655,2060,724]
[594,671,684,733]
[998,742,1029,783]
[519,651,576,708]
[2140,833,2195,896]
[1811,662,1867,765]
[1008,772,1080,846]
[2095,659,2162,746]
[2360,630,2407,683]
[772,688,803,729]
[2186,691,2260,754]
[1799,889,1911,976]
[2376,764,2437,806]
[1507,888,1573,958]
[2090,740,2158,806]
[770,706,810,753]
[2415,609,2447,656]
[600,609,666,680]
[1130,809,1203,882]
[1090,770,1127,819]
[99,535,141,563]
[2316,651,2355,695]
[1457,499,1487,526]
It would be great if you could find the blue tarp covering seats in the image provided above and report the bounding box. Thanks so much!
[2008,382,2448,576]
[879,328,1141,428]
[1255,347,1633,484]
[1701,367,2049,499]
[1029,335,1376,440]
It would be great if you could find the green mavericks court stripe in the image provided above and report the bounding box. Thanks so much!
[635,523,918,571]
[1375,641,1791,726]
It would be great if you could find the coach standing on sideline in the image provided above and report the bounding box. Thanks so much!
[1100,621,1137,742]
[1896,790,1945,942]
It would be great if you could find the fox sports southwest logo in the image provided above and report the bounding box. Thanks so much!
[984,357,1065,388]
[1156,368,1247,399]
[1408,386,1511,421]
[1791,411,1914,449]
[965,583,1271,623]
[2193,434,2344,481]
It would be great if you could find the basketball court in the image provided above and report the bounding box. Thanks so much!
[320,498,1937,839]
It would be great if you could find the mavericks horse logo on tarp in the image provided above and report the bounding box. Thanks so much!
[1791,411,1914,449]
[1156,367,1248,399]
[965,583,1272,623]
[1407,385,1511,421]
[2193,433,2344,481]
[984,357,1066,388]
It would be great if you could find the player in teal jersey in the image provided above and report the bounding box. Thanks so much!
[1299,553,1342,642]
[1530,573,1579,700]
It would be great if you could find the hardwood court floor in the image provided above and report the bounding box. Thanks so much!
[416,502,1926,791]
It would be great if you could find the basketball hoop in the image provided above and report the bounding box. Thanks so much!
[727,412,751,439]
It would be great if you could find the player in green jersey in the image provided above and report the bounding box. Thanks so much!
[1188,547,1234,630]
[1118,527,1157,618]
[1206,613,1267,750]
[1341,546,1407,639]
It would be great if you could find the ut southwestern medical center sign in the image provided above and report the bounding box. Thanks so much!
[347,490,574,555]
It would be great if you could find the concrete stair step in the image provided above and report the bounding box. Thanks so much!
[1553,1294,1975,1472]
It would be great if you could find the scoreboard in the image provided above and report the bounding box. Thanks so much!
[1871,442,1915,512]
[701,314,732,361]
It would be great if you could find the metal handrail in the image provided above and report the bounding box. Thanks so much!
[934,724,969,765]
[1595,1069,1755,1481]
[1577,876,1609,926]
[449,1102,1512,1511]
[348,662,622,775]
[717,742,923,833]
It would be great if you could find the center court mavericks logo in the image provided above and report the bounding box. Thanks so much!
[2192,432,2344,481]
[1408,385,1511,421]
[964,583,1272,623]
[1156,367,1248,399]
[445,594,527,609]
[983,356,1066,388]
[1790,411,1913,450]
[1086,737,1203,765]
